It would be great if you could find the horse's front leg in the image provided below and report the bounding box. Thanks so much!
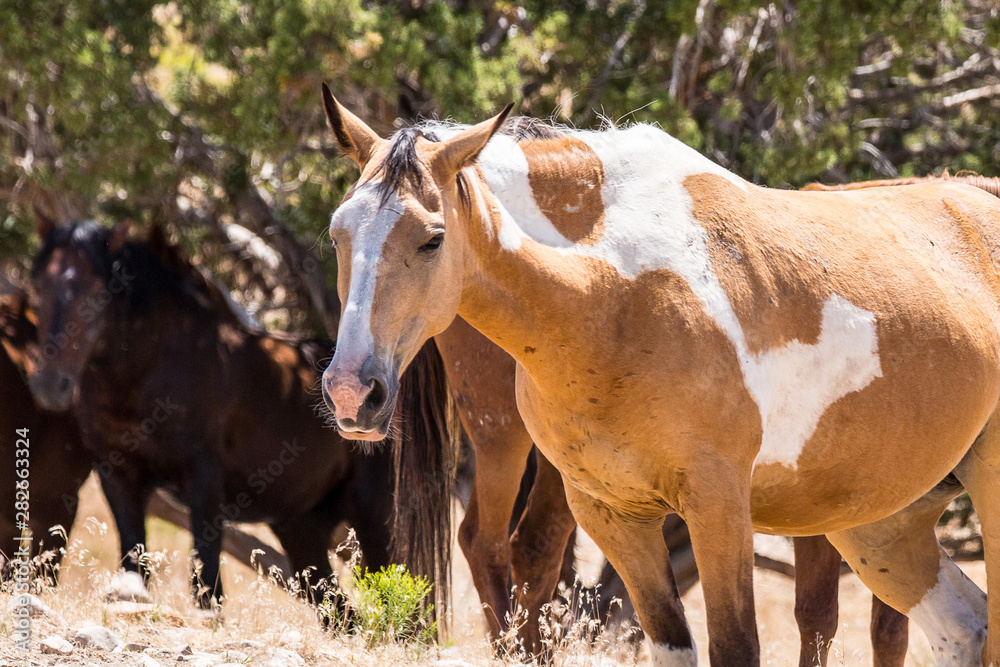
[509,450,576,656]
[96,457,152,602]
[457,438,528,645]
[185,454,225,609]
[683,465,759,666]
[563,484,695,666]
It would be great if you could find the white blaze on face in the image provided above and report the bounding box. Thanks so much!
[907,553,987,666]
[329,182,403,372]
[649,642,697,667]
[470,123,882,469]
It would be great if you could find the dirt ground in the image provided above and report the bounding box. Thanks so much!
[1,474,987,666]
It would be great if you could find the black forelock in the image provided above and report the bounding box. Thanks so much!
[373,127,439,207]
[32,220,114,281]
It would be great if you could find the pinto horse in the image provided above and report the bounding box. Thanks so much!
[319,88,1000,666]
[0,291,90,583]
[28,221,454,610]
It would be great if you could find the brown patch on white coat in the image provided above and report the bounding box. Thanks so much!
[521,137,606,245]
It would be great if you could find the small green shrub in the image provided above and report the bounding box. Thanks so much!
[351,564,437,649]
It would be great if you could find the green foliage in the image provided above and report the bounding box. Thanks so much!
[351,564,437,649]
[1,0,997,326]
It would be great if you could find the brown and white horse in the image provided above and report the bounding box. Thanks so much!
[318,85,1000,666]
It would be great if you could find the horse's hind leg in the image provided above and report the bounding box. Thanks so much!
[793,536,841,667]
[457,437,529,644]
[270,511,339,605]
[870,595,908,667]
[509,450,576,655]
[955,416,1000,666]
[826,481,985,666]
[792,535,908,667]
[436,318,536,648]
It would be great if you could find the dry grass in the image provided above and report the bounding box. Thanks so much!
[1,475,989,666]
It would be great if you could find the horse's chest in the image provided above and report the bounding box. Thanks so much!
[514,376,669,509]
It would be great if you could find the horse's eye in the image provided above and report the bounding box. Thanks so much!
[419,233,444,254]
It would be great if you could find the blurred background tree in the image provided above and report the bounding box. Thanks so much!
[1,0,998,333]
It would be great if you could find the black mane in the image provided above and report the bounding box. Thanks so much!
[373,116,567,208]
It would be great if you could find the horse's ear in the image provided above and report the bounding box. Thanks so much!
[108,219,132,254]
[12,290,29,321]
[146,224,189,269]
[146,224,167,254]
[147,224,175,262]
[429,103,514,182]
[321,83,383,168]
[33,207,57,241]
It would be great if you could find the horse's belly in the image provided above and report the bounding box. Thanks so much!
[749,363,999,535]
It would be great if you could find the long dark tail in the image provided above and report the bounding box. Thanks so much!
[803,170,1000,198]
[391,338,460,630]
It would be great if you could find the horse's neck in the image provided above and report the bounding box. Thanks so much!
[457,170,600,376]
[96,286,215,378]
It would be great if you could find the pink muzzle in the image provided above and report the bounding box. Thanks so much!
[328,374,372,422]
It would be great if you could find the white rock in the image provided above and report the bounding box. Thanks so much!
[137,655,162,667]
[313,648,339,661]
[73,625,123,651]
[158,629,185,644]
[260,648,304,667]
[39,635,74,655]
[277,629,302,645]
[218,649,248,662]
[105,570,151,603]
[7,593,52,618]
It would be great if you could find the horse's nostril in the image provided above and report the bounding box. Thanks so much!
[322,386,337,416]
[57,375,72,394]
[363,376,387,412]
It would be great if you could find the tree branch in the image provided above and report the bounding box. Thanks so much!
[134,81,340,333]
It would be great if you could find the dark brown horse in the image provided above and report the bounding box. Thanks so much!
[28,220,454,610]
[0,291,91,584]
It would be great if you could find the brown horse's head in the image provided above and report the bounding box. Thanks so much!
[28,218,130,411]
[320,84,510,439]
